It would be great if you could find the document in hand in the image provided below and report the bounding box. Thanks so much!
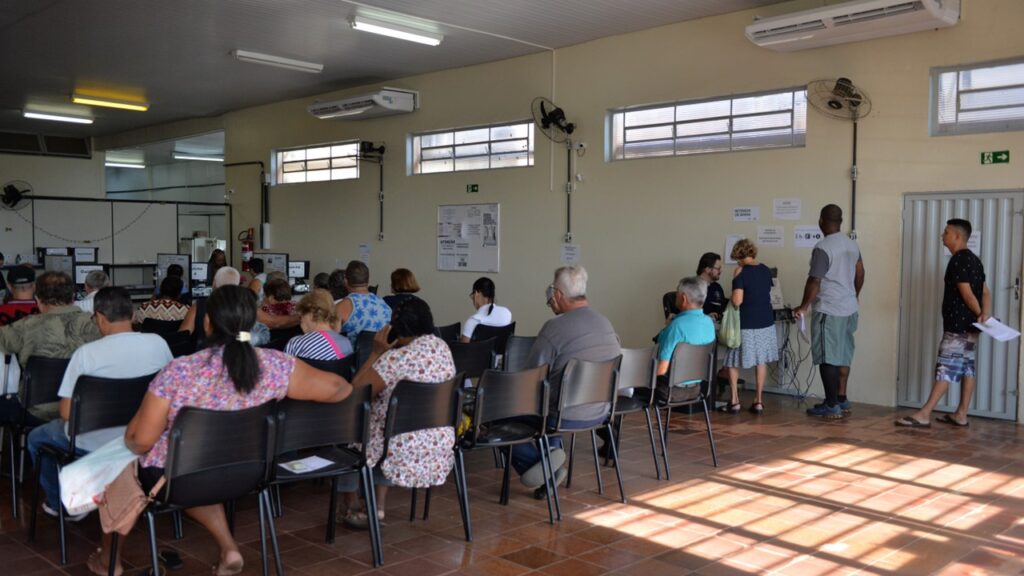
[972,318,1021,342]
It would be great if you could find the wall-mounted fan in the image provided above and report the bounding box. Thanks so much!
[806,78,873,236]
[1,180,32,211]
[531,96,575,143]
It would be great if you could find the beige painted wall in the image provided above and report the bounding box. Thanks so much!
[225,0,1024,410]
[0,153,105,198]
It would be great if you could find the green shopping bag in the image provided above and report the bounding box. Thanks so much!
[718,303,742,349]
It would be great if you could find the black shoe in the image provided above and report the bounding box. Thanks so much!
[533,467,568,499]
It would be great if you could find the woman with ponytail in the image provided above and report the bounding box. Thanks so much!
[460,276,512,342]
[91,285,352,576]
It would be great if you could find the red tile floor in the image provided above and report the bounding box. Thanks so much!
[3,393,1024,575]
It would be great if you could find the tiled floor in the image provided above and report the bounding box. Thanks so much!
[3,393,1024,575]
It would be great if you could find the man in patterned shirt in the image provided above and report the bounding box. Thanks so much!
[896,218,990,428]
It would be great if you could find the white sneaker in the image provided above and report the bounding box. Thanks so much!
[42,503,89,522]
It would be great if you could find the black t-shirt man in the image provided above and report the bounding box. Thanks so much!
[703,281,725,317]
[942,249,985,333]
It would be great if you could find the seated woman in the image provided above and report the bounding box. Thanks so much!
[460,277,512,342]
[383,268,421,310]
[90,285,351,576]
[261,278,295,317]
[133,275,189,327]
[285,289,353,360]
[338,298,455,529]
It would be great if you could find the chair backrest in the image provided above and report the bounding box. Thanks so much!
[471,322,516,354]
[275,384,370,455]
[448,338,496,380]
[435,322,460,343]
[502,335,536,372]
[383,373,462,444]
[473,365,549,429]
[355,330,376,371]
[269,326,302,343]
[618,347,656,393]
[164,403,275,508]
[20,356,71,409]
[161,330,195,358]
[69,373,156,451]
[555,356,622,424]
[662,291,680,320]
[140,318,183,335]
[667,342,714,387]
[300,356,355,381]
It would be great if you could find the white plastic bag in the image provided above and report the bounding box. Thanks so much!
[59,437,138,516]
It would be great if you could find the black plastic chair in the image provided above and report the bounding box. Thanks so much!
[654,343,718,478]
[448,338,496,382]
[554,356,625,504]
[6,356,70,520]
[140,318,183,335]
[29,373,156,564]
[383,375,470,541]
[109,403,282,576]
[502,335,536,372]
[355,330,376,371]
[435,322,460,343]
[460,365,560,525]
[471,322,516,366]
[300,356,355,382]
[270,385,381,565]
[606,347,663,479]
[162,331,196,358]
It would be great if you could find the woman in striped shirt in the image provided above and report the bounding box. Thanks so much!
[285,289,353,360]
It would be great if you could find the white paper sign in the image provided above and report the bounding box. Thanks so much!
[733,207,760,222]
[758,226,785,248]
[358,243,371,264]
[774,198,801,220]
[725,234,745,264]
[794,225,823,248]
[943,231,981,257]
[560,243,580,264]
[74,248,96,263]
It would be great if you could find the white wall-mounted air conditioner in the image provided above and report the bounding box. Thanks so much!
[308,87,418,120]
[745,0,960,52]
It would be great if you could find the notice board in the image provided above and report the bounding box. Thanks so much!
[437,203,499,272]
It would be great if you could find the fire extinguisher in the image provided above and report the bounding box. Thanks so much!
[238,227,255,272]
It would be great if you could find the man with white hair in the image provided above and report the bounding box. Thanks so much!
[75,269,111,314]
[178,266,269,346]
[513,265,621,498]
[651,276,716,400]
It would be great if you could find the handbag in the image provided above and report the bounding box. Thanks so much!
[97,460,165,535]
[718,303,742,349]
[59,437,139,516]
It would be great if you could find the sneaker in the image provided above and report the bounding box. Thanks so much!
[533,467,569,500]
[806,403,844,419]
[838,399,852,415]
[42,502,89,522]
[521,448,566,489]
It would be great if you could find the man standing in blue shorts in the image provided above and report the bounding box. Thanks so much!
[795,204,864,419]
[896,218,990,428]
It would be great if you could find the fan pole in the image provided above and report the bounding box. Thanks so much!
[564,139,574,243]
[850,120,858,238]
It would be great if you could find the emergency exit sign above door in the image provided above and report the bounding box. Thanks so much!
[981,150,1009,164]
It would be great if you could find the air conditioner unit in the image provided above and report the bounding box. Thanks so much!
[308,87,418,120]
[745,0,960,52]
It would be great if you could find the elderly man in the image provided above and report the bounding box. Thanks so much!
[513,265,620,498]
[27,287,172,519]
[179,266,270,346]
[0,266,39,326]
[75,269,111,315]
[651,276,717,399]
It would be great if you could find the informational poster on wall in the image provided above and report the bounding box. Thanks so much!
[437,203,500,272]
[793,225,823,248]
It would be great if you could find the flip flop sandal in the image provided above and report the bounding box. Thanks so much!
[937,414,969,427]
[894,416,930,428]
[87,549,123,576]
[748,402,765,415]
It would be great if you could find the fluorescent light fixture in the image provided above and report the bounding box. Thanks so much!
[105,162,146,169]
[351,16,443,46]
[23,111,93,124]
[72,94,149,112]
[231,49,324,73]
[172,152,223,162]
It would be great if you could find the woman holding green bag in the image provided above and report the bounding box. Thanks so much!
[721,239,777,415]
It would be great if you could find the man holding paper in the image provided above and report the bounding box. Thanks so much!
[896,218,990,428]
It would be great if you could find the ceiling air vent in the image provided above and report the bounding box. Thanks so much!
[0,131,91,158]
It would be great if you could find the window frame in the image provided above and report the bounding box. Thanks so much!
[409,120,535,175]
[607,86,807,161]
[931,56,1024,137]
[272,140,361,185]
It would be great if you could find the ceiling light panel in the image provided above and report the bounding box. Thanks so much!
[23,111,94,124]
[72,94,149,111]
[231,50,324,73]
[351,16,443,46]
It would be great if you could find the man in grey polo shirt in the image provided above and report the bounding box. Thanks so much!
[795,204,865,419]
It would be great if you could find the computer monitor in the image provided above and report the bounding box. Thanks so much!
[287,260,309,280]
[191,262,209,282]
[37,247,69,264]
[262,253,288,275]
[73,247,98,264]
[44,254,75,276]
[74,264,105,287]
[156,253,191,286]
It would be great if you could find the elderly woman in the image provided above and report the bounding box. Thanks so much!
[89,285,351,576]
[721,239,777,415]
[285,289,353,360]
[383,268,421,310]
[338,297,455,529]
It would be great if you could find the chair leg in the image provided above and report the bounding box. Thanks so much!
[642,409,661,480]
[702,397,719,468]
[363,467,383,567]
[145,511,160,576]
[654,406,671,481]
[590,430,604,495]
[226,500,236,534]
[173,510,184,540]
[326,478,338,544]
[541,435,561,521]
[257,491,270,576]
[9,428,18,519]
[28,451,43,542]
[607,423,627,504]
[108,533,119,576]
[492,447,504,469]
[272,484,283,518]
[423,487,431,520]
[262,491,285,576]
[537,438,556,525]
[499,446,511,505]
[57,490,68,566]
[454,449,472,542]
[408,488,417,522]
[565,433,576,489]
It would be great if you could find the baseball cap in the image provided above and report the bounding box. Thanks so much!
[8,266,36,286]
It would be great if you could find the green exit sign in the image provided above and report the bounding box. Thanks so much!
[981,150,1009,164]
[466,184,479,193]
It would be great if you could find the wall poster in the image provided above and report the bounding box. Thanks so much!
[437,203,500,272]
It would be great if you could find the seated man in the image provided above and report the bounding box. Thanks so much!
[27,287,173,519]
[0,266,39,326]
[651,276,717,402]
[0,272,101,426]
[179,267,270,347]
[511,265,621,498]
[75,269,111,315]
